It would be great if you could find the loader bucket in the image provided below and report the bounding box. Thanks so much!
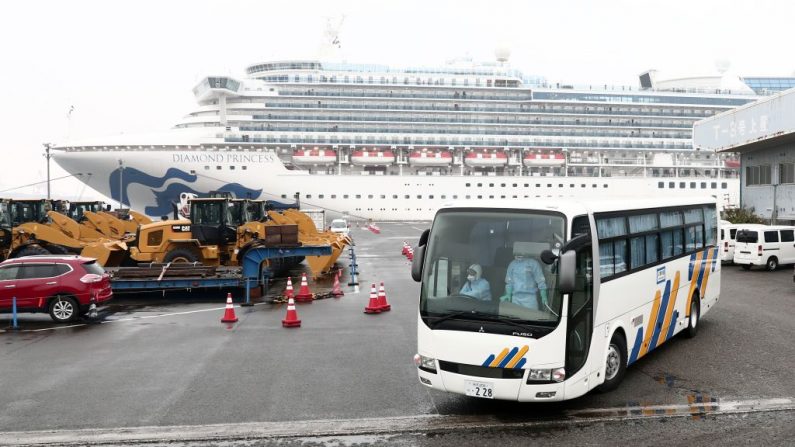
[80,240,128,267]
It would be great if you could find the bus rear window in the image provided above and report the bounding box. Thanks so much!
[736,230,758,243]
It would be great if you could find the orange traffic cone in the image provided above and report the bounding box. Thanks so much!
[221,293,238,323]
[294,272,314,303]
[377,282,391,311]
[364,283,382,314]
[283,276,294,300]
[331,271,344,297]
[281,297,301,328]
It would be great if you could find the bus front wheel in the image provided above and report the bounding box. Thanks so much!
[598,332,627,392]
[684,298,699,339]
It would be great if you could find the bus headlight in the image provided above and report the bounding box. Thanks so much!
[527,367,566,383]
[414,354,437,373]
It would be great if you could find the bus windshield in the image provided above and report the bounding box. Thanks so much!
[420,209,566,329]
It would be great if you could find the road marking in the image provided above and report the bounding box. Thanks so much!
[3,303,268,333]
[2,397,793,445]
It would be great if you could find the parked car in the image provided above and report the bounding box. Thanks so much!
[719,220,740,263]
[0,255,113,323]
[329,218,350,235]
[733,225,795,271]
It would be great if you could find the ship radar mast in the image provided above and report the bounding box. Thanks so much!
[318,14,346,61]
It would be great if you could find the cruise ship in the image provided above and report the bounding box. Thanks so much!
[53,56,770,221]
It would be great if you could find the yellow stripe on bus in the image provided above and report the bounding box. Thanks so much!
[686,251,704,317]
[489,348,510,367]
[505,345,529,368]
[657,271,680,348]
[639,290,662,359]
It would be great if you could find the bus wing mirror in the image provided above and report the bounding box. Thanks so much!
[540,249,557,265]
[558,250,577,294]
[418,228,429,247]
[411,244,425,282]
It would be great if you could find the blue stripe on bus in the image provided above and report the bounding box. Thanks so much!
[688,253,696,281]
[628,327,644,364]
[696,252,708,291]
[482,354,495,367]
[649,280,671,350]
[515,358,526,369]
[666,310,679,341]
[498,347,519,368]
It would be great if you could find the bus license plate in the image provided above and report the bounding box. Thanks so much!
[465,380,494,399]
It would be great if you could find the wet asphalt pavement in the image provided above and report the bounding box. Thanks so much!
[1,222,794,445]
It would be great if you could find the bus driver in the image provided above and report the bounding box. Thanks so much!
[459,264,492,301]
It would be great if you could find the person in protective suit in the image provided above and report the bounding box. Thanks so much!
[501,243,548,310]
[459,264,491,301]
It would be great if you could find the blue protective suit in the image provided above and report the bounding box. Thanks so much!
[460,278,492,301]
[504,257,547,309]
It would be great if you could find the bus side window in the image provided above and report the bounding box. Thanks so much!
[566,247,593,377]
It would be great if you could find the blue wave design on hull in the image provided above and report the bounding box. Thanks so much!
[108,167,262,217]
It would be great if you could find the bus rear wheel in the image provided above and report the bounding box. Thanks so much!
[598,332,627,392]
[766,257,778,271]
[684,298,699,339]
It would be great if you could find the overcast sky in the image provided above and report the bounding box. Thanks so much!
[1,0,793,200]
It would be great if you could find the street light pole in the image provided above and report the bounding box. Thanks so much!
[43,143,52,199]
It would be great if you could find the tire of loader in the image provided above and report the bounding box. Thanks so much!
[14,245,50,258]
[163,247,200,263]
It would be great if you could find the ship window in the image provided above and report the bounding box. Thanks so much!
[547,184,552,187]
[536,184,540,188]
[721,182,727,189]
[489,183,494,187]
[216,166,222,170]
[452,195,458,199]
[680,182,686,188]
[318,194,324,199]
[465,183,471,187]
[700,182,706,189]
[711,182,717,189]
[306,195,312,199]
[559,184,564,188]
[512,195,517,198]
[417,195,422,199]
[581,184,586,188]
[441,195,446,199]
[343,195,349,199]
[242,166,247,170]
[230,166,235,170]
[429,195,434,199]
[512,183,517,187]
[477,183,482,187]
[500,195,505,199]
[368,195,373,199]
[690,182,696,188]
[356,195,361,199]
[466,195,471,199]
[331,195,336,199]
[477,195,482,199]
[204,166,210,170]
[593,184,597,188]
[500,183,505,187]
[190,170,196,175]
[669,182,675,188]
[381,195,386,199]
[658,182,664,188]
[570,184,575,188]
[405,195,410,199]
[603,184,608,188]
[281,194,287,199]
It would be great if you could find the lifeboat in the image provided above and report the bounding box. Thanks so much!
[408,149,453,166]
[464,151,508,167]
[523,152,565,166]
[292,147,337,165]
[350,150,395,166]
[724,158,740,169]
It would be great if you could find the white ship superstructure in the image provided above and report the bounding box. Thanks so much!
[53,59,759,220]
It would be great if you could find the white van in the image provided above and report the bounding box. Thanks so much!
[719,220,740,263]
[733,225,795,270]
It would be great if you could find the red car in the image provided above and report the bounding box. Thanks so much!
[0,255,113,323]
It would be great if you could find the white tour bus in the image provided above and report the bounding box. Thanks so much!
[412,197,720,401]
[733,225,795,271]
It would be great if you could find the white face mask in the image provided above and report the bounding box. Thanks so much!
[515,255,524,261]
[467,275,476,281]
